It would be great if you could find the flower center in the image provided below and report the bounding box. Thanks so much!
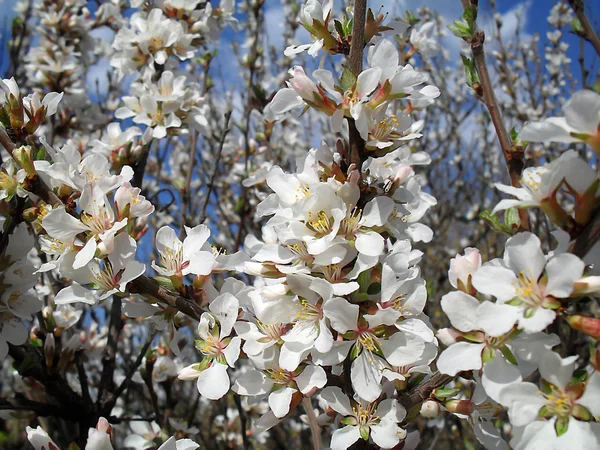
[353,403,379,427]
[160,242,188,274]
[544,389,572,417]
[306,210,332,236]
[340,205,362,235]
[265,368,294,385]
[257,321,287,342]
[295,298,322,323]
[514,270,544,306]
[196,335,223,358]
[372,115,399,140]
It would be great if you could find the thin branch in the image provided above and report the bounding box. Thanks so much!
[233,393,252,450]
[460,0,530,231]
[180,131,198,237]
[399,372,455,410]
[570,205,600,258]
[130,276,202,321]
[111,332,156,404]
[142,356,162,426]
[302,397,322,450]
[199,110,233,223]
[568,0,600,58]
[97,296,123,405]
[75,352,92,406]
[346,0,368,170]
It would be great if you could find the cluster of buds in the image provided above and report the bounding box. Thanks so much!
[0,78,63,142]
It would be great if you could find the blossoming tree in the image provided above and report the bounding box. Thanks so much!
[0,0,599,449]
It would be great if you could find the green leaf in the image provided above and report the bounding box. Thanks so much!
[339,68,357,92]
[334,20,345,38]
[357,269,372,293]
[433,387,461,400]
[461,55,479,88]
[29,338,43,348]
[345,17,354,35]
[35,146,46,161]
[405,11,419,26]
[480,210,513,235]
[448,21,472,40]
[359,425,370,441]
[504,208,521,233]
[499,345,518,366]
[463,5,478,29]
[464,439,476,450]
[572,368,588,382]
[570,18,584,36]
[367,282,381,295]
[482,346,495,363]
[554,416,569,437]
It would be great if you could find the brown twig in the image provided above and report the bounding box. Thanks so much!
[199,110,233,223]
[399,372,455,410]
[460,0,530,231]
[97,296,124,405]
[143,356,162,426]
[302,397,322,450]
[568,0,600,59]
[130,276,202,321]
[569,205,600,258]
[346,0,368,170]
[180,131,198,237]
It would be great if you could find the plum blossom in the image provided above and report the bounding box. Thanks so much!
[178,292,241,400]
[519,89,600,154]
[499,352,600,449]
[472,232,585,332]
[152,225,217,277]
[321,387,407,449]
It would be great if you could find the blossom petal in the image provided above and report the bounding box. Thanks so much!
[481,354,522,403]
[539,351,578,390]
[437,342,485,376]
[196,363,229,400]
[269,387,295,418]
[544,253,584,298]
[498,382,545,427]
[330,426,361,450]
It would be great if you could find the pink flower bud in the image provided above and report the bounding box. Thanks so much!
[567,314,600,339]
[448,248,481,292]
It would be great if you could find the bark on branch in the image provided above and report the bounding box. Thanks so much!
[460,0,530,231]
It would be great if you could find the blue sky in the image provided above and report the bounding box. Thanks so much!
[1,0,598,87]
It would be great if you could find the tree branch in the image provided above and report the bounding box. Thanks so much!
[346,0,368,170]
[130,276,202,321]
[568,0,600,58]
[302,397,322,450]
[399,372,455,410]
[461,1,530,231]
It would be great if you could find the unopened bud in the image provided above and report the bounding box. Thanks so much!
[445,400,474,415]
[57,335,80,371]
[42,306,53,319]
[573,276,600,297]
[420,400,440,418]
[567,315,600,339]
[44,333,55,370]
[13,145,36,176]
[96,417,112,434]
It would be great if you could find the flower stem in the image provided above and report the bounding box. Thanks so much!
[302,397,322,450]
